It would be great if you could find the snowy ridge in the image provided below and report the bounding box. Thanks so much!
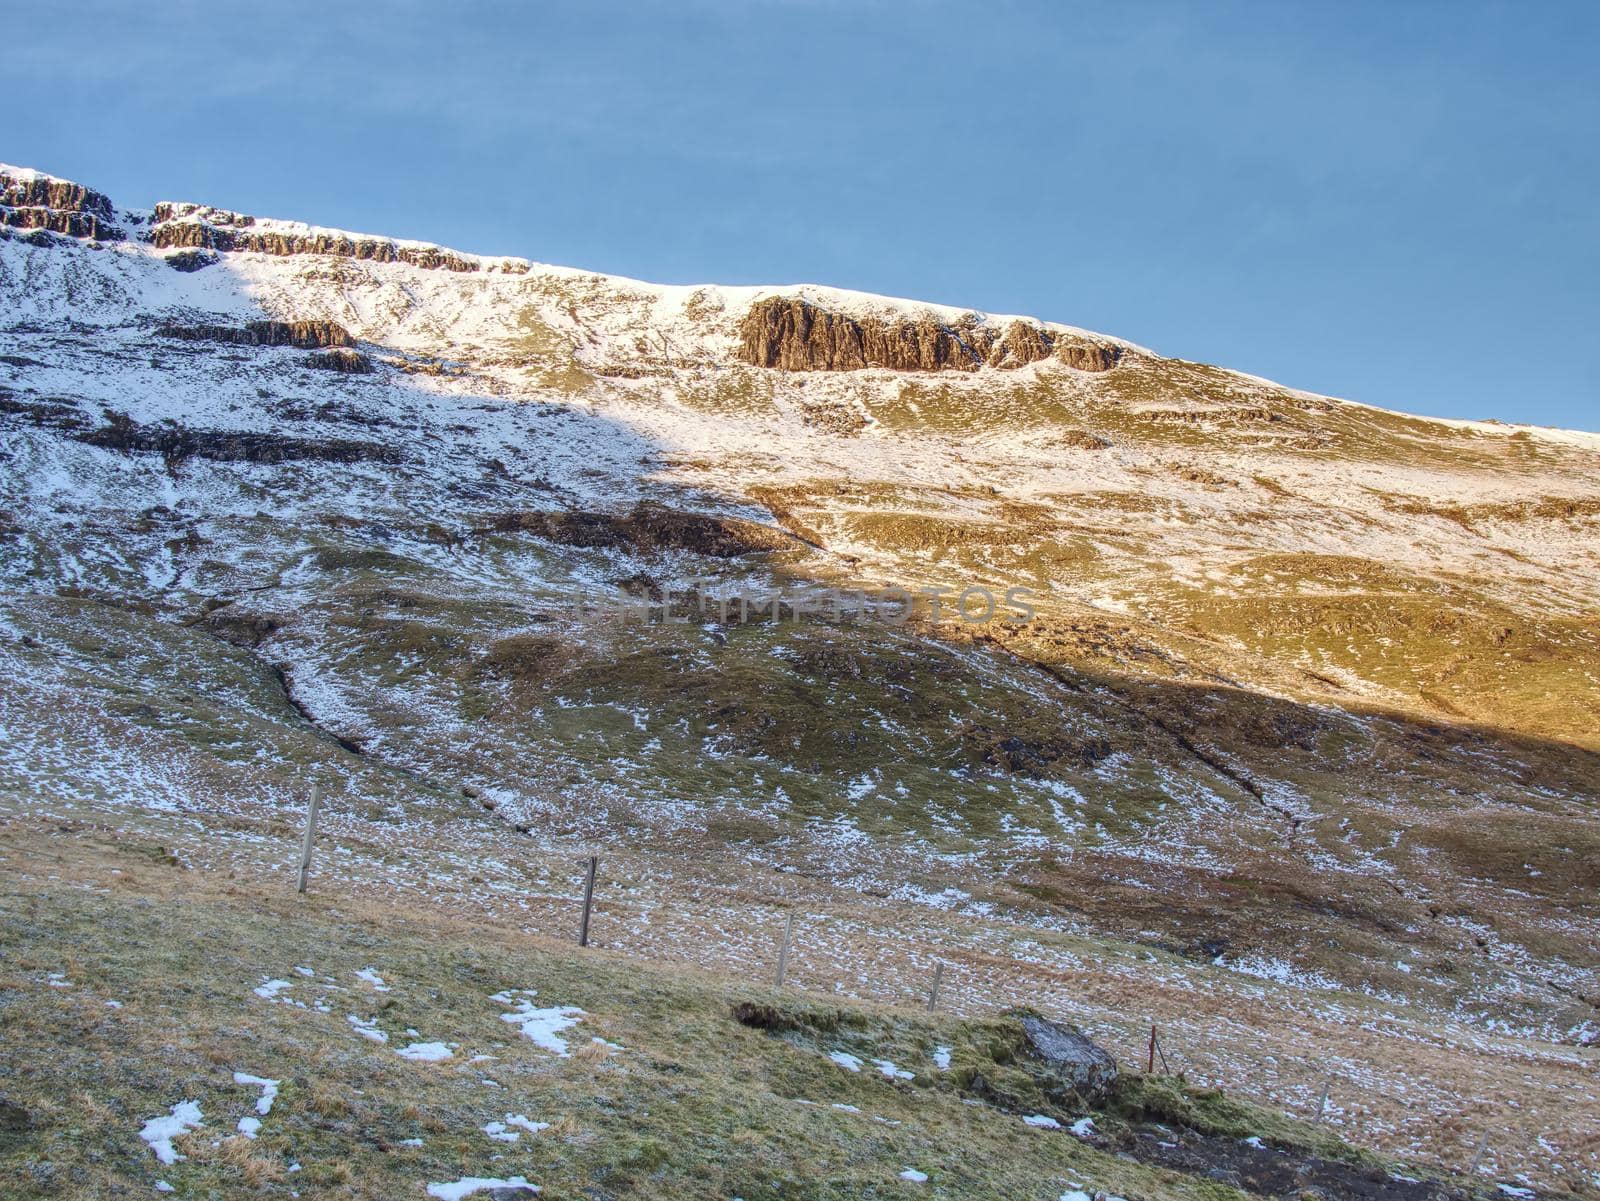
[3,161,1597,450]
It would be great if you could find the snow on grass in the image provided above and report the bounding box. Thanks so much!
[872,1058,914,1080]
[491,990,585,1056]
[253,978,299,1004]
[1060,1191,1093,1201]
[931,1045,951,1070]
[1212,953,1340,992]
[396,1041,454,1062]
[233,1072,280,1116]
[426,1176,539,1199]
[899,1168,929,1182]
[139,1100,203,1164]
[232,1072,279,1136]
[484,1114,550,1142]
[1242,1135,1265,1149]
[829,1051,863,1072]
[1023,1114,1062,1129]
[355,967,391,991]
[348,1014,388,1043]
[1070,1117,1095,1137]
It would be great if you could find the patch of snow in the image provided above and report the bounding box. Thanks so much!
[355,967,391,991]
[426,1176,539,1199]
[485,1114,550,1142]
[492,990,586,1056]
[900,1168,929,1182]
[1023,1114,1062,1129]
[348,1014,388,1043]
[233,1072,280,1116]
[232,1078,274,1137]
[139,1100,203,1164]
[829,1051,864,1072]
[1070,1117,1095,1136]
[396,1041,454,1062]
[254,978,297,1004]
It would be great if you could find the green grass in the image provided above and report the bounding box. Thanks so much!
[0,874,1391,1201]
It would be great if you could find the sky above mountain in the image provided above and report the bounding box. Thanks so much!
[6,0,1597,431]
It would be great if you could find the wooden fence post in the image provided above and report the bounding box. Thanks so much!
[1312,1080,1330,1126]
[295,783,322,895]
[775,910,794,987]
[1470,1132,1490,1176]
[578,855,598,947]
[927,962,944,1012]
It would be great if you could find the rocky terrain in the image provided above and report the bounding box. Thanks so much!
[1,162,1596,1200]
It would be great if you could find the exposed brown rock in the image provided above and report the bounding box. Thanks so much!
[737,297,1120,374]
[0,205,123,241]
[986,319,1052,369]
[480,503,797,557]
[0,171,116,221]
[148,204,478,273]
[164,250,218,272]
[79,412,402,466]
[307,348,374,374]
[156,320,355,349]
[1055,338,1121,372]
[0,168,125,242]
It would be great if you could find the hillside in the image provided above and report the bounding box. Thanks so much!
[1,163,1596,1200]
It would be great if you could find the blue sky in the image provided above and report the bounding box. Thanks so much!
[7,0,1597,430]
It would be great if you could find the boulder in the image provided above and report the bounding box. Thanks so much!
[1018,1015,1119,1100]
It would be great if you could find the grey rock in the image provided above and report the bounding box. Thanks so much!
[1019,1015,1119,1099]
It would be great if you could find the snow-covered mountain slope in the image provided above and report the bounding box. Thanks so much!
[3,164,1598,1187]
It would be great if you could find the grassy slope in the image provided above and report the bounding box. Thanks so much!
[0,842,1451,1201]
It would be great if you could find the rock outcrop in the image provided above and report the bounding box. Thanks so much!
[737,296,1122,374]
[156,320,356,350]
[481,503,797,558]
[80,412,402,466]
[0,167,123,242]
[1,172,115,222]
[0,206,124,241]
[307,348,374,374]
[164,250,218,272]
[148,202,479,272]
